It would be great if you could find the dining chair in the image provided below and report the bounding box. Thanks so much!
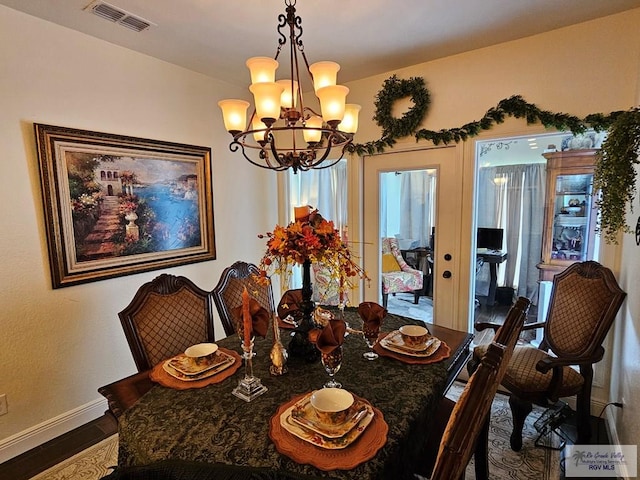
[473,260,625,449]
[212,261,277,336]
[424,296,530,480]
[99,273,215,419]
[118,273,216,372]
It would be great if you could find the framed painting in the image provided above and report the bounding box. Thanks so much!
[35,124,216,288]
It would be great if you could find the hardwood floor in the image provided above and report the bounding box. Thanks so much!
[0,413,117,480]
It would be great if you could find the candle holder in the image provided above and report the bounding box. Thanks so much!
[233,340,268,402]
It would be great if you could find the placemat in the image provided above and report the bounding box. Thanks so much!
[269,392,388,471]
[374,332,451,365]
[150,347,242,390]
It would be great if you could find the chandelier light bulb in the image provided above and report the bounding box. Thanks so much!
[246,57,279,84]
[342,104,362,134]
[317,85,349,125]
[309,61,340,94]
[252,117,268,143]
[249,82,285,124]
[218,99,250,134]
[303,115,323,143]
[277,79,299,109]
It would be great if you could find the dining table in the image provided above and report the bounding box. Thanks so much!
[117,307,473,479]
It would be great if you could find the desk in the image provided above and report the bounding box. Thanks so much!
[477,251,507,307]
[118,309,473,479]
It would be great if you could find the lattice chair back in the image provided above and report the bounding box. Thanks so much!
[543,260,625,357]
[119,274,215,372]
[212,261,276,336]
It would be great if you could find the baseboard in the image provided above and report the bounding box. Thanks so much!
[0,397,108,464]
[605,408,632,479]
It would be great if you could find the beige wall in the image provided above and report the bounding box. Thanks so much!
[1,3,639,461]
[343,9,640,449]
[0,5,277,458]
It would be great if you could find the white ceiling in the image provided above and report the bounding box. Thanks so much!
[2,0,630,165]
[2,0,639,87]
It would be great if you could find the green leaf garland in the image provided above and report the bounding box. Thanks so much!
[347,75,640,243]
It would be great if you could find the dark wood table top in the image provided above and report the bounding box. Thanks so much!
[117,309,473,479]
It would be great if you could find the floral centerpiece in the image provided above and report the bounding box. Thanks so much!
[257,207,368,301]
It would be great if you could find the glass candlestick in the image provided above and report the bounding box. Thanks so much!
[232,340,267,402]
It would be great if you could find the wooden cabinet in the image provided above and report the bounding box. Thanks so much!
[538,149,599,281]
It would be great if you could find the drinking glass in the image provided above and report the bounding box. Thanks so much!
[321,345,343,388]
[362,324,380,361]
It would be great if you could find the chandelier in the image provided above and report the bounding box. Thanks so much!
[218,0,360,173]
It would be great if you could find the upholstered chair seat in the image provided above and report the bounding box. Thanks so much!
[472,261,625,451]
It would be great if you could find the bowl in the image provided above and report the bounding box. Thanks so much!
[399,325,430,347]
[310,388,354,425]
[184,343,218,365]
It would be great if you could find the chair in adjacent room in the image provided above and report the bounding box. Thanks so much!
[380,237,423,308]
[427,296,531,480]
[473,260,626,449]
[212,261,277,336]
[99,273,216,418]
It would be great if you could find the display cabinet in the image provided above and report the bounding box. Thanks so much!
[538,149,599,281]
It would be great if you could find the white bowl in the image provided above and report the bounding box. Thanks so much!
[399,325,430,347]
[310,388,354,425]
[185,343,218,364]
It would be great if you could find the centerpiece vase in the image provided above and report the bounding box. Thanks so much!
[287,259,320,362]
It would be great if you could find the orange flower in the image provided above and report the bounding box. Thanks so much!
[257,208,369,299]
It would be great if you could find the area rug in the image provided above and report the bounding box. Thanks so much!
[30,434,118,480]
[446,382,561,480]
[31,386,559,480]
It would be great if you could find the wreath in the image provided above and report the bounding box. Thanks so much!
[373,75,430,139]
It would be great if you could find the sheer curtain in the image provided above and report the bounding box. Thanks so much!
[399,170,437,248]
[288,160,348,290]
[476,163,546,301]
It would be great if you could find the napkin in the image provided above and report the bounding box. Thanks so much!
[232,298,270,338]
[315,318,347,354]
[357,301,387,331]
[277,289,304,323]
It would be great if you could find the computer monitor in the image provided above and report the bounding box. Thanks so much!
[477,227,504,251]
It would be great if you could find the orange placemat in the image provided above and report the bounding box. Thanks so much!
[269,392,388,471]
[374,332,451,365]
[150,347,242,390]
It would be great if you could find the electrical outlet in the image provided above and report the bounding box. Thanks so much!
[0,394,7,416]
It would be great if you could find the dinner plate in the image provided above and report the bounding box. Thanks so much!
[162,350,236,381]
[290,394,370,438]
[168,351,229,376]
[380,330,442,358]
[280,402,374,449]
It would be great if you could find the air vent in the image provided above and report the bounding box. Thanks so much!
[84,1,155,33]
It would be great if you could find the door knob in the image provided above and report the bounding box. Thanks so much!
[443,270,452,278]
[444,253,452,261]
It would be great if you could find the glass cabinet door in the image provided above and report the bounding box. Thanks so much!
[551,173,594,262]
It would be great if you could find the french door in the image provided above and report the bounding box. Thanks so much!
[362,145,465,330]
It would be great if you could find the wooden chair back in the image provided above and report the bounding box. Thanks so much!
[119,274,215,372]
[212,261,276,337]
[430,296,530,480]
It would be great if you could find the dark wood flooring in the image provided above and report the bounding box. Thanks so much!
[0,412,117,480]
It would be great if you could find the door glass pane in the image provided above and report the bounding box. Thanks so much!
[379,169,436,322]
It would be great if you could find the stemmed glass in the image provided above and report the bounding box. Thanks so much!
[362,323,380,361]
[321,345,343,388]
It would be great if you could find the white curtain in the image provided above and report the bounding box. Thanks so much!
[288,160,347,231]
[288,160,348,289]
[399,170,437,248]
[476,163,546,301]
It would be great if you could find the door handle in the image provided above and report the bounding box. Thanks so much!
[443,270,452,279]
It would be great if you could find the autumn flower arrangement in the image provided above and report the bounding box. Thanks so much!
[257,207,368,299]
